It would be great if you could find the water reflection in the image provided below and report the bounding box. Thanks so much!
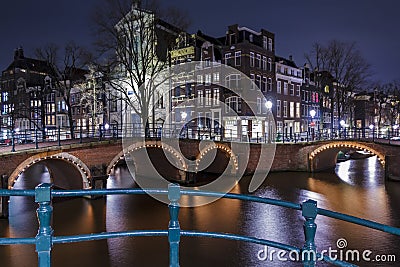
[0,156,399,266]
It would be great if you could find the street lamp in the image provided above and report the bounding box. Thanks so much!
[369,124,375,142]
[310,109,316,140]
[181,111,187,121]
[394,124,399,138]
[265,101,273,143]
[340,120,346,139]
[181,111,188,138]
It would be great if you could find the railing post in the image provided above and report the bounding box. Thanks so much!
[57,126,61,146]
[0,175,9,218]
[302,199,317,267]
[35,127,39,149]
[80,125,83,144]
[35,183,53,267]
[168,184,181,267]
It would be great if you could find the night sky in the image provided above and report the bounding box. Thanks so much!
[1,0,399,83]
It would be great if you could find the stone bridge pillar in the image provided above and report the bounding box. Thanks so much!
[385,155,400,181]
[89,164,108,199]
[0,175,9,218]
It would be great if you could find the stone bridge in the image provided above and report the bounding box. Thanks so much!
[0,139,399,191]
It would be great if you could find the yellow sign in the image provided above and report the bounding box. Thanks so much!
[170,46,195,58]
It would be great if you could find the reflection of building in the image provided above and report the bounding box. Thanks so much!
[275,56,302,139]
[0,48,58,138]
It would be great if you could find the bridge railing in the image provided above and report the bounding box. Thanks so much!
[1,183,399,266]
[3,123,400,152]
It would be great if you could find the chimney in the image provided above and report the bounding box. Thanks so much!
[14,47,24,60]
[289,55,293,61]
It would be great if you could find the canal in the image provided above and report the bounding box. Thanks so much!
[0,155,399,266]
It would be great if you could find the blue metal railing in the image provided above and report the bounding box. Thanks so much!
[1,183,400,266]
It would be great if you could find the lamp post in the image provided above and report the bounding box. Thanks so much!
[11,129,15,152]
[369,124,375,142]
[104,123,110,138]
[181,111,187,138]
[309,109,316,140]
[340,120,346,139]
[265,101,273,143]
[394,124,399,139]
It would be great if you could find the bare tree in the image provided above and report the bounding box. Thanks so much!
[91,0,189,134]
[305,40,371,131]
[35,41,89,138]
[374,81,400,136]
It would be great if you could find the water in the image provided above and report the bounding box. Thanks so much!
[0,156,399,266]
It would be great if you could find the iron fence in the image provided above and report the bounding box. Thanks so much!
[0,183,399,266]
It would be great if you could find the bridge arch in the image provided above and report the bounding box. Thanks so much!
[107,141,188,177]
[196,143,239,174]
[8,152,91,189]
[308,141,385,172]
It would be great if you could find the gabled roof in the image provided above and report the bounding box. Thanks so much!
[5,57,57,76]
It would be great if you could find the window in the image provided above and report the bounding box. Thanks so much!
[197,75,203,85]
[290,84,294,95]
[296,85,300,96]
[204,58,211,67]
[198,90,204,106]
[225,74,241,89]
[235,51,241,66]
[213,72,220,83]
[250,73,255,90]
[256,75,261,89]
[225,53,232,65]
[205,89,211,106]
[263,36,268,50]
[277,121,283,134]
[283,82,288,95]
[277,100,281,117]
[268,38,273,51]
[250,52,255,67]
[213,88,220,106]
[283,101,288,117]
[262,56,267,70]
[290,102,294,118]
[277,81,281,94]
[2,92,8,102]
[225,96,241,113]
[256,54,261,68]
[205,74,211,85]
[267,78,272,91]
[257,98,262,114]
[261,77,267,92]
[268,58,272,72]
